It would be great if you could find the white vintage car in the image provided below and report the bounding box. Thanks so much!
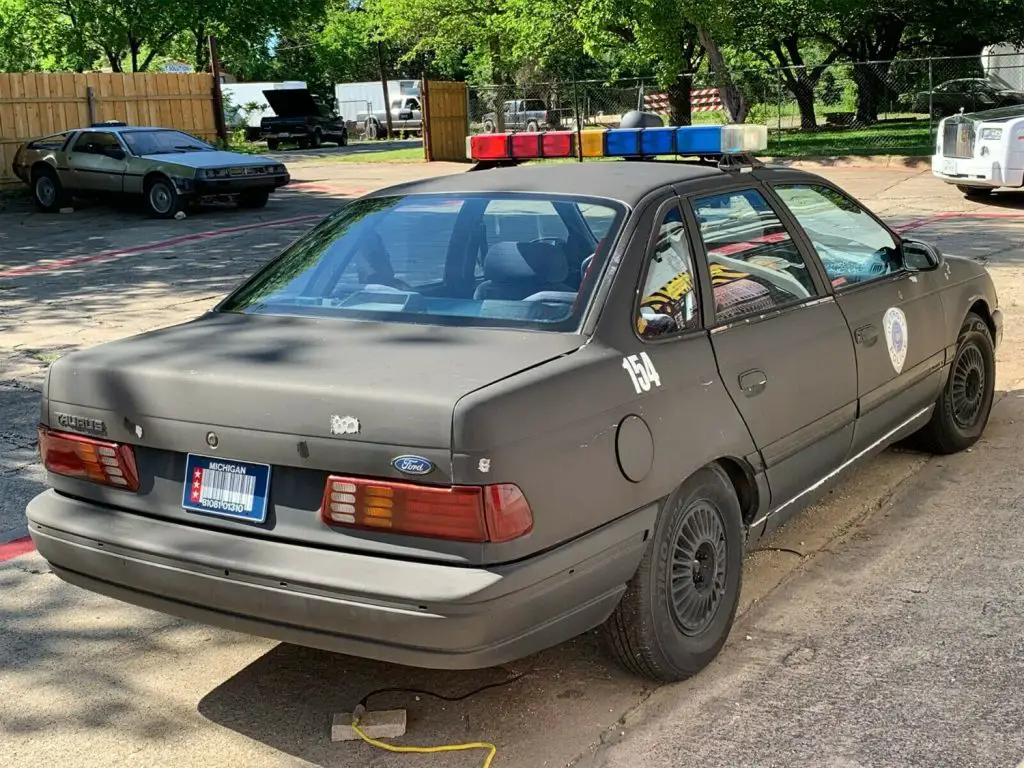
[931,106,1024,198]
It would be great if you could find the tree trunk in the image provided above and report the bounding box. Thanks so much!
[791,80,817,130]
[667,74,693,126]
[488,35,506,132]
[695,25,748,123]
[194,26,209,72]
[852,61,891,124]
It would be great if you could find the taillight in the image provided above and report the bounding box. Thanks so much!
[320,476,533,543]
[38,426,140,492]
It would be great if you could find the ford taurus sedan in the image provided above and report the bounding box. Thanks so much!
[25,140,1001,682]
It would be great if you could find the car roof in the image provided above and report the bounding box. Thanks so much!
[367,161,730,207]
[76,125,180,134]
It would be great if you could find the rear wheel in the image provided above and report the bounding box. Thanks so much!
[238,190,270,210]
[32,166,67,212]
[910,311,995,454]
[601,464,744,682]
[311,128,323,148]
[525,120,540,132]
[366,120,380,140]
[144,176,181,219]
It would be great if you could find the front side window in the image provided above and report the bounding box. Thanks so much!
[219,193,625,332]
[691,188,816,323]
[637,205,699,340]
[772,184,900,289]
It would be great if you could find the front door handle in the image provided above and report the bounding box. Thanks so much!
[854,324,879,347]
[738,369,768,397]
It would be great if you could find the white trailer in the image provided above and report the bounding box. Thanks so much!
[335,80,420,121]
[222,81,307,132]
[983,44,1024,91]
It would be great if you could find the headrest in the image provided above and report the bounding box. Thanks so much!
[483,241,569,284]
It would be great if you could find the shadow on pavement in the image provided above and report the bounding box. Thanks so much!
[197,635,645,768]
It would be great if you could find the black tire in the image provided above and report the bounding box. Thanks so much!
[525,120,539,132]
[601,464,744,682]
[311,128,323,148]
[483,120,496,134]
[31,166,67,213]
[144,176,181,219]
[957,185,993,198]
[238,190,270,210]
[266,138,280,151]
[337,130,348,147]
[366,120,380,140]
[910,312,995,454]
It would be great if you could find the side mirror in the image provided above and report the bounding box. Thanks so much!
[901,238,943,271]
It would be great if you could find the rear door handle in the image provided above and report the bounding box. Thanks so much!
[854,324,879,347]
[738,369,768,397]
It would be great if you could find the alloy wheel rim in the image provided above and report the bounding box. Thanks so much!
[951,342,986,429]
[669,500,728,636]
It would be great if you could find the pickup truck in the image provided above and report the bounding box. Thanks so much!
[359,96,423,140]
[482,99,568,133]
[259,88,349,150]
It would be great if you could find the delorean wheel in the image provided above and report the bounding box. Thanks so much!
[601,464,744,682]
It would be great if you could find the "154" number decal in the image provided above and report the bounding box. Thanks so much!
[622,352,662,394]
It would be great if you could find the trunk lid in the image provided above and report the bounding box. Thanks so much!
[42,313,582,563]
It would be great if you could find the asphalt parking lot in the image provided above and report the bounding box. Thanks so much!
[3,158,1024,767]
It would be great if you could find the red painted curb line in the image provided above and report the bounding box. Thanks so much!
[0,213,325,279]
[0,536,34,562]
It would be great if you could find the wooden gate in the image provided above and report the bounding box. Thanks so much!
[421,80,469,162]
[0,72,216,187]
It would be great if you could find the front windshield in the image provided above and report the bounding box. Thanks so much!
[121,130,214,156]
[218,193,625,332]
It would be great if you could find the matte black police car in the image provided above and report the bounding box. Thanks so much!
[27,124,1001,682]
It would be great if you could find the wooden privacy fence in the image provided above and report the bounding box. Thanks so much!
[0,72,217,187]
[422,80,469,162]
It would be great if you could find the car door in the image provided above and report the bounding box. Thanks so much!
[769,181,947,453]
[684,184,859,512]
[66,131,128,193]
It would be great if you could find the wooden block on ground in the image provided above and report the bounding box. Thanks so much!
[332,709,407,741]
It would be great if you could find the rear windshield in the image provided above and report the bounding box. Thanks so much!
[218,193,625,332]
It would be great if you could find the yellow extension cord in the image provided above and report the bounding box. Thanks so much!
[351,720,498,768]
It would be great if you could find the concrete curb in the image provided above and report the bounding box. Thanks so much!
[760,155,932,171]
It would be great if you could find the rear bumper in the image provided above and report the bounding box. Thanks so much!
[26,490,653,669]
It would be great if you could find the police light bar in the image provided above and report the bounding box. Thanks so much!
[466,124,767,162]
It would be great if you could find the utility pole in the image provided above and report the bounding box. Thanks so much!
[376,39,394,139]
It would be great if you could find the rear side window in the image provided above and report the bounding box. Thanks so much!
[691,188,817,323]
[219,193,626,332]
[637,205,700,340]
[28,132,71,150]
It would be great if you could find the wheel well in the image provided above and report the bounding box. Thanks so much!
[968,299,995,339]
[714,457,759,524]
[142,171,169,191]
[30,161,54,179]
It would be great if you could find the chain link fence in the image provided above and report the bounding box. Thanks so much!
[468,53,1024,156]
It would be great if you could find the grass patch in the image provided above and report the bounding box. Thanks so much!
[331,147,426,163]
[767,119,934,157]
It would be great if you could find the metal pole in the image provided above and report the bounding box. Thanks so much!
[928,57,934,135]
[86,86,97,125]
[573,73,583,162]
[208,36,228,144]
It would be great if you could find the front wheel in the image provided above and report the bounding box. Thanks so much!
[601,464,744,682]
[144,176,182,219]
[909,311,995,454]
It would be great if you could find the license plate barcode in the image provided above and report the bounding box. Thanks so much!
[191,466,257,511]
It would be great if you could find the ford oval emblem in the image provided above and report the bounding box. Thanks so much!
[392,455,434,476]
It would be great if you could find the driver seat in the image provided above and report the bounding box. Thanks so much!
[474,241,573,301]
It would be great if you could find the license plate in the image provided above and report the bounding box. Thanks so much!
[942,159,957,175]
[182,454,271,523]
